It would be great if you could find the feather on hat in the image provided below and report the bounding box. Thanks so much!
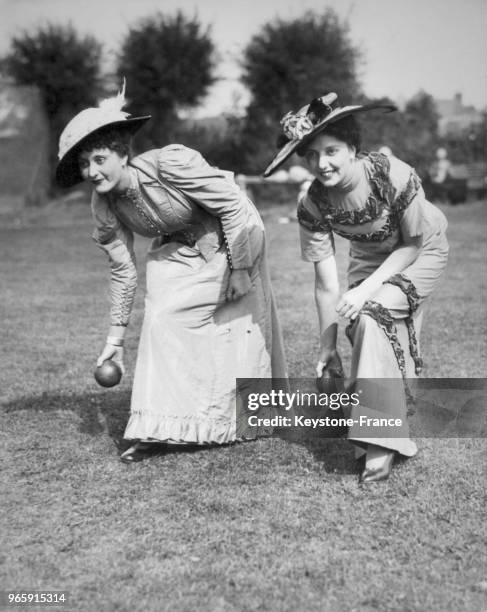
[56,80,151,188]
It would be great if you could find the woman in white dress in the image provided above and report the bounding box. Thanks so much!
[57,84,287,462]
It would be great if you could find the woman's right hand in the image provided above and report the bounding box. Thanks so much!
[97,344,125,374]
[226,269,252,301]
[316,348,339,377]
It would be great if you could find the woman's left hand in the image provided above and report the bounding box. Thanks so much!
[226,269,252,301]
[336,286,371,320]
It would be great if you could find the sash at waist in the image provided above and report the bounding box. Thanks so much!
[158,221,224,263]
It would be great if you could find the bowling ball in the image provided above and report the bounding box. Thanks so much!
[316,352,345,394]
[94,359,122,388]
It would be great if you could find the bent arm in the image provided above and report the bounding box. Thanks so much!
[359,237,421,294]
[92,192,137,344]
[363,155,425,290]
[297,191,339,370]
[93,228,137,371]
[336,238,421,320]
[97,233,138,330]
[158,145,252,270]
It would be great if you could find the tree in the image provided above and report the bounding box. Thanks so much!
[2,24,103,187]
[171,114,246,172]
[357,92,441,178]
[117,11,216,147]
[402,92,440,177]
[240,9,362,173]
[442,111,487,164]
[356,95,407,153]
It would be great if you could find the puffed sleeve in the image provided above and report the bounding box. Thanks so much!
[157,145,252,270]
[297,189,335,262]
[388,156,425,242]
[91,192,137,327]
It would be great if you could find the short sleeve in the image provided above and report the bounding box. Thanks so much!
[297,191,335,262]
[157,145,252,269]
[399,192,424,241]
[388,156,425,241]
[91,192,137,326]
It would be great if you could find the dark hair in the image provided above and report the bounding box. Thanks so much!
[78,128,133,159]
[296,114,361,156]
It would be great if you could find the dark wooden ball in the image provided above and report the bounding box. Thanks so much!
[94,359,122,388]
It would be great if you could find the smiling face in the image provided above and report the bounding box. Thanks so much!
[303,133,356,189]
[78,147,129,194]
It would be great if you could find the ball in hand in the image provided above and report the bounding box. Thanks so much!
[316,355,344,394]
[94,359,122,388]
[316,368,337,394]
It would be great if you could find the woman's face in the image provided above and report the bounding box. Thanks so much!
[79,148,129,194]
[303,133,356,188]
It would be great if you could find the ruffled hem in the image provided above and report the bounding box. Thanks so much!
[124,412,270,445]
[349,436,418,457]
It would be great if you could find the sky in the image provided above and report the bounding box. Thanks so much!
[1,0,486,117]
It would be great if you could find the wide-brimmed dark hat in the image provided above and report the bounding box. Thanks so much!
[56,83,151,188]
[263,92,396,177]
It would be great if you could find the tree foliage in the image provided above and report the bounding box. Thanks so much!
[403,92,440,166]
[242,10,360,115]
[117,11,216,147]
[442,112,487,164]
[356,95,406,152]
[2,24,103,188]
[171,115,245,172]
[3,25,102,127]
[240,9,361,173]
[358,91,440,176]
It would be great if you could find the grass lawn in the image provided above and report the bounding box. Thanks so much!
[1,196,486,612]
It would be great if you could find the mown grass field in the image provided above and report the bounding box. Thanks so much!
[1,195,486,612]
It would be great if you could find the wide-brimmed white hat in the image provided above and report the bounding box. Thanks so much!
[56,82,151,188]
[263,92,396,177]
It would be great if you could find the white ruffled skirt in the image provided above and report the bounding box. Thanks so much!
[124,210,287,444]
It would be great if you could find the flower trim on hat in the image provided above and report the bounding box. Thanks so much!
[279,92,339,142]
[281,111,314,141]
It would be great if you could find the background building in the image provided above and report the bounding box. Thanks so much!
[436,92,484,136]
[0,78,50,206]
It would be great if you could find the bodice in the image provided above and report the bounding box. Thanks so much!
[298,152,422,243]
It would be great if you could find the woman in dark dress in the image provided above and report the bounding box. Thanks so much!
[264,92,449,483]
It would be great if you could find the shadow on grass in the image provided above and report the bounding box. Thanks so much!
[3,389,131,447]
[2,391,278,462]
[273,411,359,475]
[3,392,425,475]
